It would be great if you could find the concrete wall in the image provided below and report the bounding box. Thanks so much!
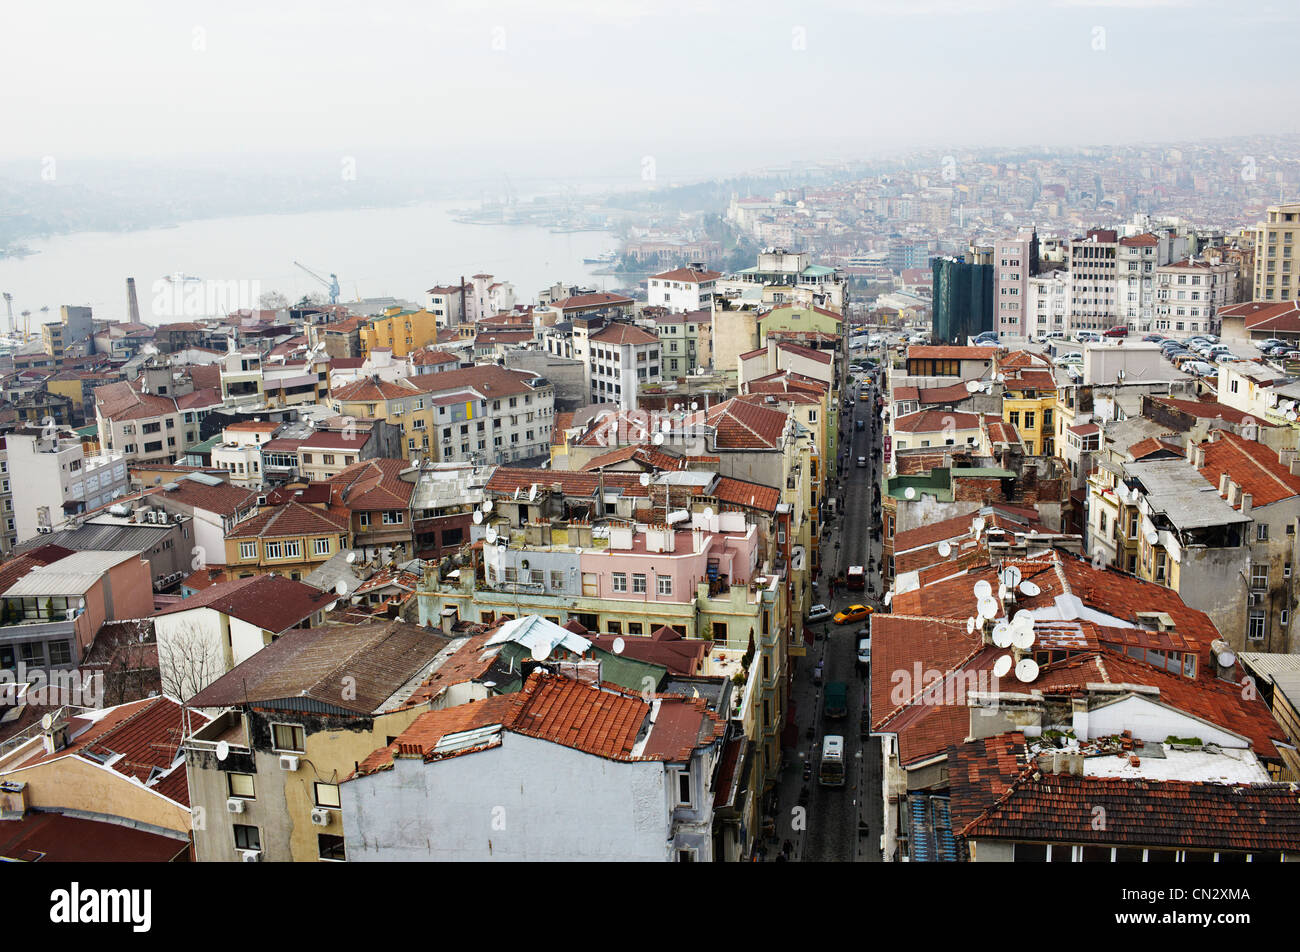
[504,352,587,412]
[342,732,672,861]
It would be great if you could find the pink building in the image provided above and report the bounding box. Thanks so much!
[580,518,759,604]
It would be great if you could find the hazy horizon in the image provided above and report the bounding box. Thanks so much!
[4,0,1298,186]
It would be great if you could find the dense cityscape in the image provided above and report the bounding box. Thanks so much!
[3,4,1299,932]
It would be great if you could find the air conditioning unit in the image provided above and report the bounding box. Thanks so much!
[226,798,245,814]
[279,754,299,772]
[310,807,332,827]
[240,849,262,863]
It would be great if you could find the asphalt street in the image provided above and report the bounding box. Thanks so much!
[768,363,886,863]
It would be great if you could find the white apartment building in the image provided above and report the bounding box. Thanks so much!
[426,283,466,327]
[1154,257,1240,336]
[1027,269,1069,336]
[7,430,129,543]
[211,421,278,489]
[575,319,662,410]
[94,381,185,466]
[646,265,721,313]
[1117,231,1190,332]
[466,273,517,322]
[994,230,1036,336]
[0,441,12,553]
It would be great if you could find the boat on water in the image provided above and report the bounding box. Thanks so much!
[583,251,618,265]
[162,272,203,283]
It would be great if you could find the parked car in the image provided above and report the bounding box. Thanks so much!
[1257,338,1288,350]
[1054,352,1082,365]
[807,604,833,624]
[1103,326,1129,338]
[856,633,871,673]
[1185,361,1217,377]
[834,604,873,624]
[1142,334,1166,343]
[1172,352,1199,369]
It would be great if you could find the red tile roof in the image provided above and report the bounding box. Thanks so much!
[7,697,206,809]
[328,457,414,511]
[712,476,781,514]
[226,500,349,539]
[907,346,997,361]
[1198,429,1300,507]
[1149,396,1274,427]
[1220,300,1300,333]
[1129,436,1183,460]
[649,267,721,284]
[153,574,334,630]
[590,322,659,346]
[699,398,788,450]
[951,742,1300,853]
[94,381,177,422]
[894,410,980,434]
[0,812,191,862]
[552,292,635,311]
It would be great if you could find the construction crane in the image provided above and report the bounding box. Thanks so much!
[293,261,341,305]
[1,293,12,336]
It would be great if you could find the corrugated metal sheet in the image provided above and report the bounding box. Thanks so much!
[4,550,138,597]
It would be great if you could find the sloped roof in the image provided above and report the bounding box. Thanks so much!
[894,410,980,434]
[226,501,349,539]
[700,398,787,450]
[152,574,333,631]
[188,620,451,715]
[590,322,659,346]
[1198,429,1300,508]
[327,457,413,511]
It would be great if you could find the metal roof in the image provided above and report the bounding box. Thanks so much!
[3,550,138,597]
[1126,458,1252,529]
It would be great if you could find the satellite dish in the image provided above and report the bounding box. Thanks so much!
[528,483,538,501]
[639,473,651,487]
[1013,609,1034,628]
[966,617,976,634]
[653,432,665,445]
[1002,566,1023,588]
[345,552,356,564]
[1013,628,1036,650]
[531,642,551,662]
[335,580,348,595]
[326,601,338,612]
[992,655,1013,678]
[973,580,993,599]
[992,623,1013,647]
[904,487,916,499]
[965,380,981,393]
[1015,658,1040,683]
[977,595,999,618]
[1289,410,1298,422]
[690,402,698,411]
[473,510,483,525]
[215,740,229,762]
[1019,580,1041,597]
[484,500,494,513]
[702,507,714,519]
[1145,529,1159,546]
[612,637,626,655]
[973,517,986,535]
[485,527,498,543]
[41,713,53,731]
[884,590,893,606]
[574,547,583,554]
[937,541,952,557]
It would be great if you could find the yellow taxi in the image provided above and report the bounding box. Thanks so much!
[834,604,873,624]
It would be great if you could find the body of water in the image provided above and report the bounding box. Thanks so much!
[0,199,624,324]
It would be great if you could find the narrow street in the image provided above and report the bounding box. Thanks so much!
[771,358,886,863]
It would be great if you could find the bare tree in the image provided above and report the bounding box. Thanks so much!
[259,290,290,310]
[157,622,225,702]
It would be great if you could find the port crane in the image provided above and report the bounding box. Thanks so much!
[293,261,341,305]
[1,293,12,336]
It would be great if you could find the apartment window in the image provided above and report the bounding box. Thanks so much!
[322,454,335,466]
[632,574,647,593]
[48,640,72,666]
[233,824,261,851]
[1282,610,1291,628]
[677,770,692,806]
[382,510,404,524]
[227,773,256,799]
[314,538,330,556]
[264,541,283,560]
[1248,610,1266,641]
[712,622,728,640]
[284,540,302,559]
[272,723,306,752]
[240,541,256,560]
[550,570,564,591]
[612,572,627,592]
[658,576,673,596]
[358,513,370,528]
[1257,524,1270,542]
[318,834,346,861]
[608,620,623,636]
[1251,564,1269,592]
[314,782,341,809]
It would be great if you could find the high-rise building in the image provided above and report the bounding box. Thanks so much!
[1252,201,1300,302]
[994,229,1039,337]
[931,256,993,344]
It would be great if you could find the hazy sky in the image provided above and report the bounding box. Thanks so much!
[3,0,1297,183]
